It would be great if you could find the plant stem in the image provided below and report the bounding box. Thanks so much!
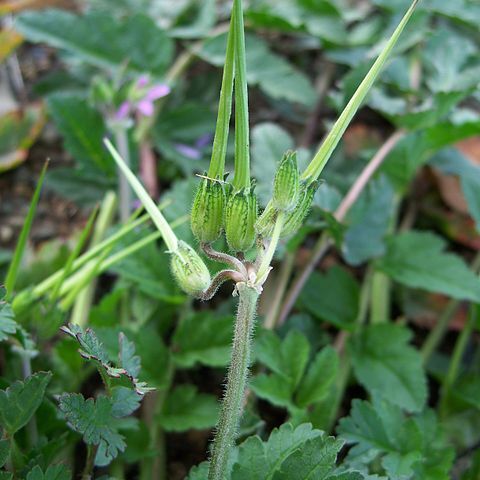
[422,251,480,363]
[256,212,285,285]
[440,305,477,417]
[69,191,117,326]
[208,283,259,480]
[263,252,295,329]
[82,444,98,480]
[232,0,250,191]
[114,128,132,222]
[208,6,235,179]
[369,271,390,323]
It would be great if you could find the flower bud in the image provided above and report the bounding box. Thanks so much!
[281,181,319,237]
[225,189,258,252]
[191,177,225,243]
[170,241,211,297]
[273,151,299,212]
[255,203,276,238]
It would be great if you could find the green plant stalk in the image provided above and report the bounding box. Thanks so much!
[208,7,235,179]
[5,161,48,299]
[69,191,117,326]
[440,305,477,417]
[12,209,152,313]
[232,0,250,191]
[114,127,132,222]
[104,138,178,252]
[422,251,480,363]
[208,283,259,480]
[300,0,418,183]
[369,271,390,323]
[256,212,285,285]
[49,205,99,305]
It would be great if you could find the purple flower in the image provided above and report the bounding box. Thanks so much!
[115,77,171,120]
[175,143,202,160]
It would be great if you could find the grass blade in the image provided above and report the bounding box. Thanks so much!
[5,161,48,298]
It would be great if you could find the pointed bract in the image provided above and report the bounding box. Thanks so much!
[273,151,299,212]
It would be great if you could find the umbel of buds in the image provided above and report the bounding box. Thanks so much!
[225,188,258,252]
[191,177,225,243]
[273,150,299,212]
[170,241,211,297]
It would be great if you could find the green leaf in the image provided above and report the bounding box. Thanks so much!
[58,393,126,462]
[295,346,339,408]
[172,312,234,368]
[25,465,71,480]
[250,373,294,410]
[16,10,173,75]
[4,162,47,297]
[342,176,395,266]
[298,266,360,330]
[47,93,113,175]
[0,300,17,342]
[111,386,141,418]
[187,462,209,480]
[158,385,219,432]
[119,333,140,378]
[338,400,454,480]
[349,324,427,412]
[199,33,316,106]
[0,439,9,468]
[377,231,480,302]
[0,371,52,435]
[231,423,343,479]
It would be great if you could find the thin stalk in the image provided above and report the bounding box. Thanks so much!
[422,251,480,363]
[81,444,99,480]
[440,305,477,417]
[369,271,390,323]
[232,0,250,191]
[208,284,259,480]
[300,1,418,183]
[256,212,285,285]
[277,130,405,327]
[263,252,295,329]
[69,191,117,326]
[114,128,132,222]
[104,139,178,252]
[208,7,235,179]
[5,161,48,299]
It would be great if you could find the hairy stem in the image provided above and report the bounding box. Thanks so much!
[208,283,259,480]
[201,243,248,278]
[256,212,285,285]
[114,128,132,222]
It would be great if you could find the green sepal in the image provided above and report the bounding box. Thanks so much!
[191,177,225,243]
[225,188,258,252]
[170,241,211,297]
[281,181,319,238]
[273,150,299,212]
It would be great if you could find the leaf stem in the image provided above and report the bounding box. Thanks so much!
[114,127,132,222]
[440,304,477,417]
[208,283,259,480]
[82,444,99,480]
[232,0,250,191]
[255,212,285,286]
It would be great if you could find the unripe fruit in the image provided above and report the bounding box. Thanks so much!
[281,181,319,237]
[273,151,299,212]
[191,177,225,243]
[255,203,276,238]
[170,241,211,297]
[225,188,258,252]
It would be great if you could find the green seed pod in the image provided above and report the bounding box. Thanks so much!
[170,241,211,297]
[225,189,258,252]
[273,150,299,212]
[281,181,319,237]
[191,177,225,243]
[255,203,277,238]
